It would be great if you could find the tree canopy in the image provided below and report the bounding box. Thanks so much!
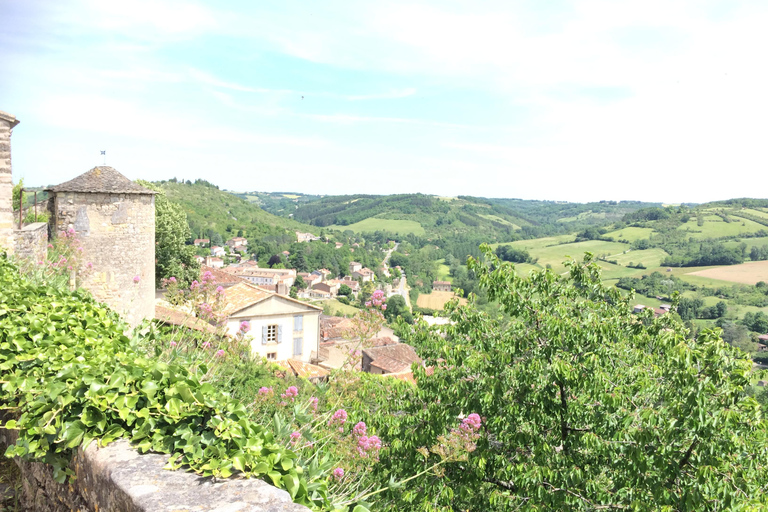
[371,246,768,511]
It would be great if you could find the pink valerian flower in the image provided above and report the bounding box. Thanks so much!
[328,409,347,431]
[357,435,382,457]
[168,276,177,283]
[289,431,301,445]
[133,275,141,284]
[460,413,482,433]
[446,413,483,454]
[333,467,344,480]
[86,262,93,269]
[201,341,211,349]
[47,243,53,249]
[258,387,273,395]
[190,280,200,290]
[202,270,213,282]
[216,285,224,294]
[281,386,299,401]
[310,396,318,413]
[239,321,251,333]
[215,349,225,357]
[353,422,367,437]
[170,341,177,348]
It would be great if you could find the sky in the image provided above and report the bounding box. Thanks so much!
[1,0,767,203]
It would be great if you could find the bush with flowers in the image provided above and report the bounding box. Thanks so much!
[14,226,93,289]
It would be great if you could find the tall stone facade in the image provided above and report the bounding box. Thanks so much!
[0,110,20,254]
[48,167,156,327]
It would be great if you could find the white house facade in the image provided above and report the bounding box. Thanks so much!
[223,282,321,363]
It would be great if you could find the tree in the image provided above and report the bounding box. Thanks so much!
[137,180,199,286]
[383,294,412,324]
[338,284,352,297]
[294,275,306,290]
[267,254,282,268]
[372,247,767,511]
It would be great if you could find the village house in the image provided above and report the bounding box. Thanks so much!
[226,237,248,250]
[205,256,224,268]
[349,261,362,273]
[339,276,360,294]
[275,359,329,383]
[296,231,320,243]
[221,282,322,362]
[298,272,322,288]
[155,304,220,336]
[194,255,205,264]
[361,344,422,375]
[758,334,768,352]
[222,266,296,294]
[313,281,340,297]
[352,267,375,282]
[210,245,226,257]
[433,280,452,292]
[193,238,210,246]
[335,242,343,249]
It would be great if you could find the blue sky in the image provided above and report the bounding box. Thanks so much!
[1,0,767,203]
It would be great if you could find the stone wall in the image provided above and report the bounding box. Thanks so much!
[13,222,48,263]
[0,111,19,255]
[0,419,309,512]
[51,191,155,326]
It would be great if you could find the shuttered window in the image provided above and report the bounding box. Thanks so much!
[294,315,303,332]
[293,337,302,356]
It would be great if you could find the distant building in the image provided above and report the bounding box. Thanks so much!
[211,246,226,257]
[226,237,248,249]
[352,267,375,282]
[433,281,451,292]
[362,344,421,375]
[205,256,224,268]
[296,231,320,243]
[193,238,210,246]
[349,261,362,273]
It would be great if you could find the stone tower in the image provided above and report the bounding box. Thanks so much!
[47,167,156,326]
[0,110,20,254]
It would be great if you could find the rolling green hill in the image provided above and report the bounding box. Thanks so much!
[153,180,317,242]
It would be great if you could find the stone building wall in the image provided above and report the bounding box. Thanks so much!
[13,222,48,263]
[0,111,19,254]
[51,191,155,326]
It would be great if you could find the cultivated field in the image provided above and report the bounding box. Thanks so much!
[329,218,425,235]
[676,215,766,239]
[603,226,655,242]
[686,260,768,285]
[611,248,669,268]
[417,291,467,310]
[524,240,629,273]
[723,236,768,249]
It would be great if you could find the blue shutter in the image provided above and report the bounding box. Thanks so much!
[262,326,268,345]
[293,337,302,356]
[278,325,283,343]
[294,315,303,331]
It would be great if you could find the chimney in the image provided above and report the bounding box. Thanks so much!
[0,110,20,254]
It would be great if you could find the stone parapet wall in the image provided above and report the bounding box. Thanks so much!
[0,422,309,512]
[52,191,155,326]
[13,222,48,263]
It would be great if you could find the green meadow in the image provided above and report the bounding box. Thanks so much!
[329,217,426,235]
[604,226,655,242]
[676,215,766,239]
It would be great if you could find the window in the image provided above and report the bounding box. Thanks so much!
[267,352,277,360]
[293,337,303,356]
[294,315,303,332]
[262,324,282,344]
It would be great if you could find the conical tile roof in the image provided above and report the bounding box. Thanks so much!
[47,166,156,194]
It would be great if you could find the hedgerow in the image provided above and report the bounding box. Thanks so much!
[0,254,327,508]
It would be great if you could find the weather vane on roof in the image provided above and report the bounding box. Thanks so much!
[100,150,106,165]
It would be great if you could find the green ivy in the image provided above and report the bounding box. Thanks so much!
[0,255,328,508]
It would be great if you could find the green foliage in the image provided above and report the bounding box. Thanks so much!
[0,256,326,507]
[137,181,200,286]
[374,247,768,511]
[494,245,533,264]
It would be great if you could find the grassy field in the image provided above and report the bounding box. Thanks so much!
[611,248,669,268]
[477,214,521,230]
[723,236,768,249]
[524,240,630,273]
[500,234,576,250]
[741,208,768,220]
[329,217,426,235]
[417,291,467,310]
[322,299,360,317]
[603,226,655,242]
[676,215,766,239]
[435,259,452,281]
[557,211,608,223]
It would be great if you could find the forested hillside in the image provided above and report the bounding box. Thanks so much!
[153,179,317,245]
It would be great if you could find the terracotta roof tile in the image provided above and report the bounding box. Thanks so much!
[221,282,273,316]
[276,359,330,380]
[48,166,156,194]
[155,305,219,335]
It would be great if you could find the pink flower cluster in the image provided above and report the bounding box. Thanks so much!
[290,431,301,445]
[365,289,387,310]
[328,409,347,431]
[258,387,273,395]
[332,467,344,480]
[460,413,482,434]
[239,321,251,334]
[281,386,299,401]
[215,349,225,357]
[352,421,367,437]
[310,396,318,413]
[357,435,382,457]
[133,275,141,284]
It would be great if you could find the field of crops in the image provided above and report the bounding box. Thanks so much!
[417,291,467,310]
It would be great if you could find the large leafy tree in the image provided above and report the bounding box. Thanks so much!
[137,180,199,286]
[373,246,767,511]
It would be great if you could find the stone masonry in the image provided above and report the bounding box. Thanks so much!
[0,110,19,254]
[48,167,156,327]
